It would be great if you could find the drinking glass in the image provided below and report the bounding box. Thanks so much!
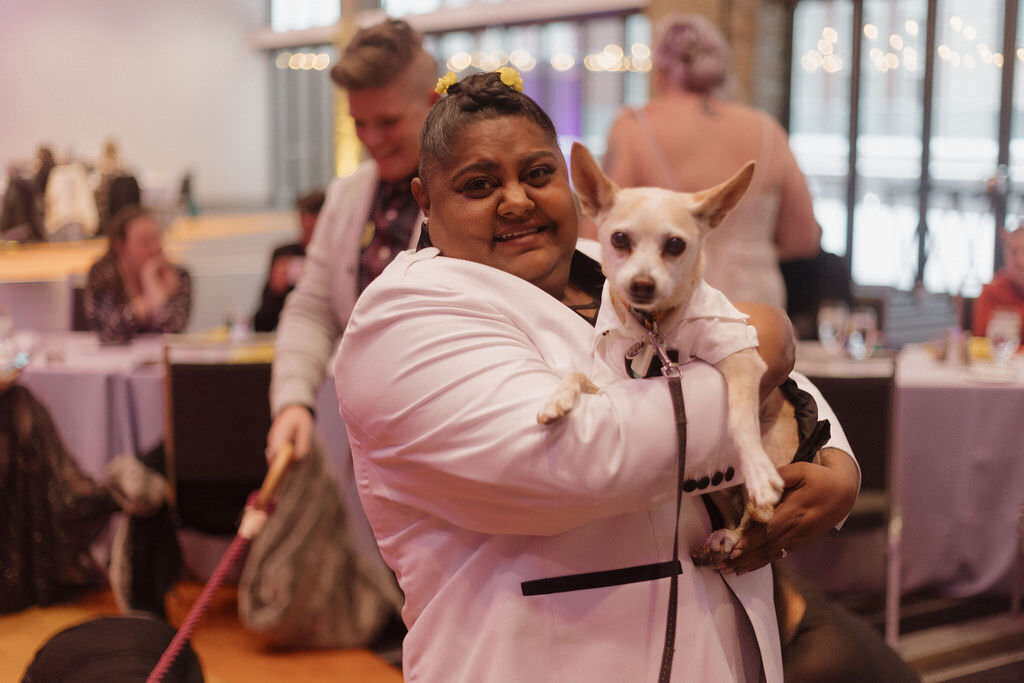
[846,307,878,361]
[986,309,1021,367]
[817,301,849,356]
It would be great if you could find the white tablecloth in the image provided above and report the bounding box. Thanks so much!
[16,332,381,581]
[19,333,165,480]
[796,341,1024,601]
[893,345,1024,597]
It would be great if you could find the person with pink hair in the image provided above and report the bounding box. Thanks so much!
[602,13,821,310]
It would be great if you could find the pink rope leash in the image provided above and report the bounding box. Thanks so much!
[147,445,293,683]
[145,535,251,683]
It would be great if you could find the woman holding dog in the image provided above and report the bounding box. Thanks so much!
[336,71,859,682]
[602,13,820,310]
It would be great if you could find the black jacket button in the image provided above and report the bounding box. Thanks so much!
[725,467,735,481]
[697,476,710,490]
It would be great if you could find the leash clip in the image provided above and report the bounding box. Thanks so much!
[644,329,680,378]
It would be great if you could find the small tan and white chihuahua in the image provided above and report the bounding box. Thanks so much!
[538,142,785,560]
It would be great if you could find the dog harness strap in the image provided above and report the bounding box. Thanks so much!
[520,560,682,595]
[657,372,687,683]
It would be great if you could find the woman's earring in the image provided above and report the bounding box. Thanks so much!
[417,220,433,249]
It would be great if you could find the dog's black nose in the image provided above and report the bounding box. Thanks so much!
[629,278,656,302]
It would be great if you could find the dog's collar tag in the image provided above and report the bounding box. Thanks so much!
[626,341,646,360]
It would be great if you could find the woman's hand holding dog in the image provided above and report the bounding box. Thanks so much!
[716,448,859,574]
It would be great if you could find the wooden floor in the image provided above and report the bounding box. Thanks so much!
[0,582,403,682]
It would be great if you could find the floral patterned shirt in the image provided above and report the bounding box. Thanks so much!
[84,252,192,342]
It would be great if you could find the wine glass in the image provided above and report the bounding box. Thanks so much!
[817,301,849,356]
[846,306,879,361]
[986,309,1021,368]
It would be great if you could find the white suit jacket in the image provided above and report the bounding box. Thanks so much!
[337,248,852,682]
[271,160,422,414]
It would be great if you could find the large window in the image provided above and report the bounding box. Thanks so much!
[422,14,650,161]
[271,0,339,32]
[790,0,1015,296]
[271,47,338,207]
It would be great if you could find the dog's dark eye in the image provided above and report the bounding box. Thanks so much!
[610,232,631,251]
[663,237,687,256]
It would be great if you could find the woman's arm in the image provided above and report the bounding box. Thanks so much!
[733,301,796,402]
[601,109,644,188]
[769,120,821,261]
[148,267,191,333]
[338,263,736,537]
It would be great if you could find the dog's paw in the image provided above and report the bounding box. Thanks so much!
[538,373,596,425]
[691,528,741,566]
[537,401,566,424]
[536,392,576,424]
[741,452,784,521]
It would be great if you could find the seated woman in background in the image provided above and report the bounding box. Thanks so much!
[85,205,191,342]
[601,13,820,310]
[972,225,1024,342]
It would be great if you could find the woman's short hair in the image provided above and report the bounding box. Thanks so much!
[330,19,436,92]
[653,13,731,94]
[418,72,558,183]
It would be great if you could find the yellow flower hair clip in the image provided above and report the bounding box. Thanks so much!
[435,71,457,95]
[497,66,524,92]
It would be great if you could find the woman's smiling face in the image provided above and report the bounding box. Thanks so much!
[412,115,579,299]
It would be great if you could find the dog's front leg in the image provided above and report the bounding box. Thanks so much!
[715,349,784,522]
[537,373,600,424]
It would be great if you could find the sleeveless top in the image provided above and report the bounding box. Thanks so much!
[630,108,786,308]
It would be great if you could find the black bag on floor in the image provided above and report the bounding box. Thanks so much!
[21,615,203,682]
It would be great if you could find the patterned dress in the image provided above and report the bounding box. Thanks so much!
[84,253,192,342]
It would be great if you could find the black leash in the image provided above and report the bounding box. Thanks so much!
[654,329,686,683]
[520,320,687,682]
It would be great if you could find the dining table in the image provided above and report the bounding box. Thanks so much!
[19,332,166,480]
[13,329,382,583]
[796,340,1024,643]
[885,343,1024,640]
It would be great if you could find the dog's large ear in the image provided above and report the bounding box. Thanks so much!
[691,161,755,230]
[570,142,618,220]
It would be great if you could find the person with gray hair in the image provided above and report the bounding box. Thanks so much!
[602,13,821,311]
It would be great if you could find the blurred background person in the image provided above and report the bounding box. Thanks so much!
[602,13,820,310]
[262,17,439,648]
[34,144,56,198]
[43,150,99,241]
[0,363,117,614]
[251,188,325,332]
[92,137,142,235]
[972,225,1024,344]
[84,205,191,342]
[0,162,46,242]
